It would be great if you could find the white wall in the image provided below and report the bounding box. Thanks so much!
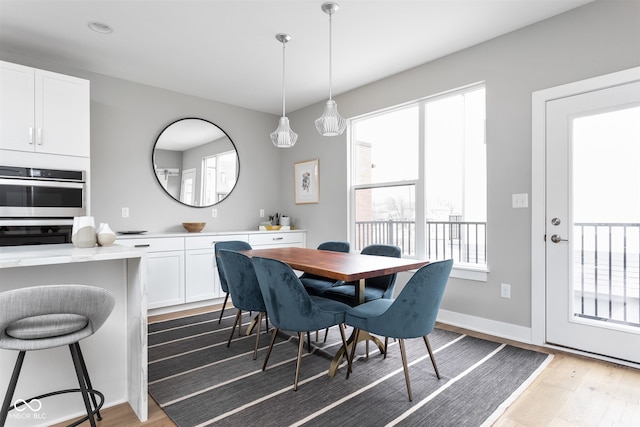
[281,0,640,331]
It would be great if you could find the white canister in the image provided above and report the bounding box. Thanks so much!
[97,223,117,246]
[280,216,290,226]
[71,216,97,248]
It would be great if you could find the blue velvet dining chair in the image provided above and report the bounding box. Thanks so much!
[299,241,350,296]
[323,244,402,306]
[214,240,252,324]
[217,249,267,360]
[252,256,352,391]
[344,259,453,401]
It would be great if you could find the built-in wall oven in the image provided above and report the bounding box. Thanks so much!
[0,165,87,246]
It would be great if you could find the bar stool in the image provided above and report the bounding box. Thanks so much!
[0,284,115,427]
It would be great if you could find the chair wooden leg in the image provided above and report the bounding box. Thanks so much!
[218,292,229,324]
[423,335,441,379]
[399,339,413,402]
[294,332,305,391]
[262,328,279,371]
[253,312,263,360]
[346,328,360,379]
[227,310,242,347]
[1,351,25,426]
[69,343,97,427]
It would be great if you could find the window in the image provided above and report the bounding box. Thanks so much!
[202,150,237,204]
[350,85,487,268]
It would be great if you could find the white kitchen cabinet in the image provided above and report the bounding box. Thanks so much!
[117,237,185,309]
[0,61,90,157]
[117,230,304,311]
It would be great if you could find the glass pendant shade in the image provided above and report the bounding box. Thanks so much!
[315,100,347,136]
[271,116,298,148]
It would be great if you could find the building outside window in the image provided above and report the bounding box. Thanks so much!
[350,84,487,268]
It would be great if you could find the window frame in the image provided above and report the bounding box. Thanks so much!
[348,82,488,280]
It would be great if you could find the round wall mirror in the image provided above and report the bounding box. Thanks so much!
[152,118,239,207]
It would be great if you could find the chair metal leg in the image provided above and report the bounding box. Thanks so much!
[1,350,25,426]
[399,339,413,402]
[253,312,263,360]
[74,343,102,421]
[227,309,242,347]
[323,327,329,343]
[294,332,305,391]
[262,327,279,371]
[69,344,97,427]
[218,292,229,324]
[384,337,389,359]
[338,323,352,374]
[423,335,441,379]
[306,331,312,353]
[346,328,360,379]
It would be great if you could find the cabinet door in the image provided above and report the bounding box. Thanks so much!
[35,69,90,156]
[0,61,35,151]
[147,251,185,309]
[185,249,219,303]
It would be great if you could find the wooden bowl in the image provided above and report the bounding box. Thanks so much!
[182,222,206,233]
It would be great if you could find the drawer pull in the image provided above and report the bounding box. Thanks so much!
[134,244,150,248]
[273,237,284,240]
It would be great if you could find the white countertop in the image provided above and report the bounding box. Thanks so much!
[0,243,146,268]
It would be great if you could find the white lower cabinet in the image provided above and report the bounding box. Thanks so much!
[117,230,305,311]
[116,237,185,309]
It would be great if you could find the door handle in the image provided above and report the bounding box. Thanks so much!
[550,234,568,243]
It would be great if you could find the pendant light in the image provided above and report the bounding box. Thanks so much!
[270,33,298,148]
[315,2,347,137]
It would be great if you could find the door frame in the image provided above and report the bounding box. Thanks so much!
[531,67,640,347]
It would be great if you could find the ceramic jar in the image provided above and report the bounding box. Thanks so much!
[97,223,117,246]
[71,216,97,248]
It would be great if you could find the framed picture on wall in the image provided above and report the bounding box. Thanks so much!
[294,159,319,204]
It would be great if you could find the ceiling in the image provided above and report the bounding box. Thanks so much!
[0,0,593,115]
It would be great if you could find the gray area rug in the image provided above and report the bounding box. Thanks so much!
[148,310,552,427]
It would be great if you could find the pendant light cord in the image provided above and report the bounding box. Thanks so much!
[328,12,333,101]
[281,40,287,117]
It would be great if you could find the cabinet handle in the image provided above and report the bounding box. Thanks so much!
[273,237,284,241]
[36,128,43,145]
[28,127,34,145]
[134,244,150,248]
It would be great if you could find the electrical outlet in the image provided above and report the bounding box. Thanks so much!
[500,283,511,299]
[260,209,265,218]
[121,207,129,218]
[211,209,217,218]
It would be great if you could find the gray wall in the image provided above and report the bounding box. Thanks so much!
[0,52,284,233]
[281,0,640,328]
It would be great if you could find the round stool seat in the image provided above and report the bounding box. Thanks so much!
[6,314,89,342]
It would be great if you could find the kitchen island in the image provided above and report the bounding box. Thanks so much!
[0,244,148,426]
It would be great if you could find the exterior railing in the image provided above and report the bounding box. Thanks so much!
[573,222,640,327]
[354,220,487,265]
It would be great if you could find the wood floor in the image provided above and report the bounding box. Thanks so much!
[55,305,640,427]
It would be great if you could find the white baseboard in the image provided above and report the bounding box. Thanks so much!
[437,309,532,344]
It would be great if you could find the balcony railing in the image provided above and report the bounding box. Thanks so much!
[354,220,487,265]
[573,222,640,327]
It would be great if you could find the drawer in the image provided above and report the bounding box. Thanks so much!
[116,237,184,252]
[249,232,305,247]
[185,234,249,250]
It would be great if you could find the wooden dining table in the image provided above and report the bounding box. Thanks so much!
[240,246,429,376]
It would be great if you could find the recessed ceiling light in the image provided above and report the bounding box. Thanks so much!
[88,21,113,34]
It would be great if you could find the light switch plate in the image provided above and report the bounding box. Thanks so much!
[512,193,528,208]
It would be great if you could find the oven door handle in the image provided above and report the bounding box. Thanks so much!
[0,178,84,188]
